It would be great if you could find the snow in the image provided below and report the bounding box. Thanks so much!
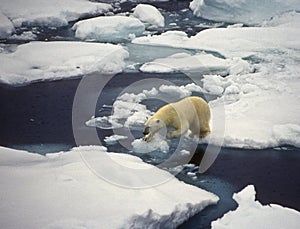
[104,134,128,145]
[190,0,300,25]
[0,41,129,85]
[9,31,37,41]
[132,134,169,153]
[133,26,300,58]
[133,4,165,28]
[140,52,251,75]
[211,185,300,229]
[0,12,14,39]
[132,14,300,149]
[0,0,112,28]
[72,16,145,42]
[0,146,218,228]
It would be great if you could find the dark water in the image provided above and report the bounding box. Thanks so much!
[0,74,299,228]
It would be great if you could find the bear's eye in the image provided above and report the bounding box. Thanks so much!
[156,120,160,123]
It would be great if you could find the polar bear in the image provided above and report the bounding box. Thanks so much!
[143,96,211,142]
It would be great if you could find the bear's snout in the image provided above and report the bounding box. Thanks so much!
[143,126,150,135]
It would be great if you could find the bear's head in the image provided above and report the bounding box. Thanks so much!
[143,116,165,142]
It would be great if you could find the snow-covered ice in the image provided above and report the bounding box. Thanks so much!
[140,52,251,75]
[0,41,129,85]
[72,16,145,42]
[133,4,165,28]
[132,134,169,153]
[190,0,300,25]
[9,31,37,41]
[212,185,300,229]
[133,26,300,58]
[0,0,112,28]
[132,14,300,149]
[104,134,128,145]
[0,146,218,228]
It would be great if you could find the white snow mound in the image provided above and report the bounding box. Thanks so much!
[0,41,129,85]
[133,4,165,28]
[140,52,251,75]
[212,185,300,228]
[73,16,145,42]
[0,0,112,28]
[133,18,300,149]
[0,146,219,228]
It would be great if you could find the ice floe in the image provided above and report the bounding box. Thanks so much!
[132,15,300,149]
[133,4,165,28]
[72,16,145,42]
[0,146,218,228]
[140,52,251,75]
[212,185,300,228]
[190,0,300,25]
[0,0,112,28]
[133,26,300,58]
[132,134,170,154]
[0,41,128,85]
[104,134,128,145]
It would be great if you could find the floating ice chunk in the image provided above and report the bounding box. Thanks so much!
[272,124,300,148]
[190,0,300,25]
[104,135,128,145]
[9,31,37,41]
[211,185,300,228]
[133,26,300,58]
[0,146,219,228]
[227,23,243,28]
[132,135,169,153]
[0,41,129,85]
[140,52,251,75]
[0,0,112,28]
[159,84,191,98]
[133,4,165,28]
[202,75,226,95]
[0,12,14,39]
[86,116,123,130]
[73,16,145,42]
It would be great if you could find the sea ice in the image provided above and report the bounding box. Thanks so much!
[132,15,300,149]
[72,16,145,42]
[132,134,169,153]
[0,146,218,228]
[133,4,165,28]
[0,41,129,85]
[190,0,300,25]
[211,185,300,228]
[140,52,251,75]
[104,134,128,145]
[0,0,112,28]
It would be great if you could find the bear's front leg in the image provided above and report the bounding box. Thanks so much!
[167,124,189,139]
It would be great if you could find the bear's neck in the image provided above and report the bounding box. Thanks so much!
[155,105,177,126]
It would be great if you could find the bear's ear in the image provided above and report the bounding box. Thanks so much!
[156,119,160,123]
